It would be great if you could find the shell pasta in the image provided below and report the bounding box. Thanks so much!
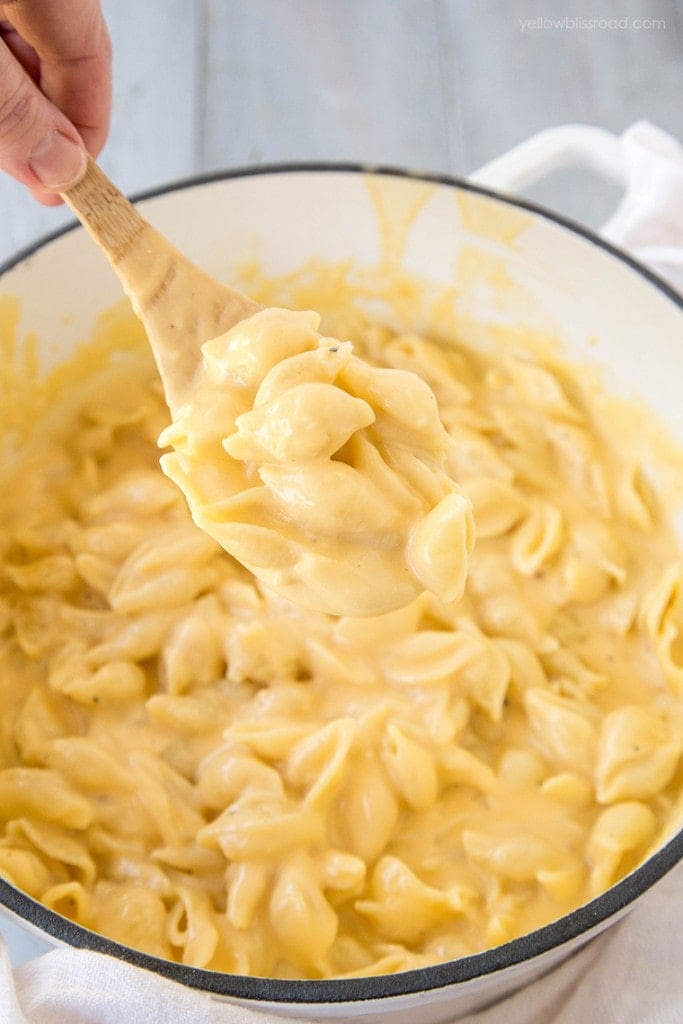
[159,307,474,617]
[0,306,682,979]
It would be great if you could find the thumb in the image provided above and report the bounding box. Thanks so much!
[0,41,87,196]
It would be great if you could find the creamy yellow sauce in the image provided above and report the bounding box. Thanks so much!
[0,295,682,980]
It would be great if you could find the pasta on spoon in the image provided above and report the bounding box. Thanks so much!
[63,164,474,616]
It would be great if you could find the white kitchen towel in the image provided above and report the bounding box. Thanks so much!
[602,119,683,293]
[1,120,682,1024]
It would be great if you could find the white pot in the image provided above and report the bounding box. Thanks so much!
[1,126,682,1023]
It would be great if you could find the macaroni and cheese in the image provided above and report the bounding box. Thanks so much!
[159,307,474,616]
[0,304,682,979]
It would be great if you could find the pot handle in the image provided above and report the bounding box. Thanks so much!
[469,124,627,195]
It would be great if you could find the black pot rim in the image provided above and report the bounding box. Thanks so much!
[1,160,682,1006]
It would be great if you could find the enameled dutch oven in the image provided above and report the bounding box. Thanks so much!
[1,126,682,1023]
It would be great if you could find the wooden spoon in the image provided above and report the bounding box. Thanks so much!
[61,159,260,410]
[61,160,474,618]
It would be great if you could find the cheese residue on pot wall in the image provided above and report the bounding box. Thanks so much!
[0,271,682,978]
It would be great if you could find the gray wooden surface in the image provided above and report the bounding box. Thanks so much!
[0,0,682,266]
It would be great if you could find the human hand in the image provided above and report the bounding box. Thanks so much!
[0,0,111,205]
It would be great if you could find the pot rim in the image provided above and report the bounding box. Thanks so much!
[1,161,682,1005]
[2,159,682,310]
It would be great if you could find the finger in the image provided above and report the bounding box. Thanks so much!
[0,37,87,197]
[0,19,39,81]
[0,0,112,158]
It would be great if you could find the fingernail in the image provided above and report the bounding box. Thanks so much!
[28,131,87,190]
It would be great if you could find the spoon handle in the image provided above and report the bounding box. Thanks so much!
[62,160,259,409]
[62,158,147,263]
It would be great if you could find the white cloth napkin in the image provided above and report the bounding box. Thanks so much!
[1,120,683,1024]
[602,119,683,293]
